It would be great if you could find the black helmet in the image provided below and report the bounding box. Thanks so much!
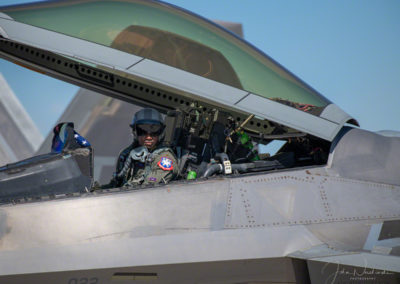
[130,108,165,141]
[130,108,164,128]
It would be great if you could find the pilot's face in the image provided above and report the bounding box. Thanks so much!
[136,124,161,150]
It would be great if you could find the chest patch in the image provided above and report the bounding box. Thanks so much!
[157,157,173,171]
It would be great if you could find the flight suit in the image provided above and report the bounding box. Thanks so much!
[124,145,178,186]
[102,144,178,188]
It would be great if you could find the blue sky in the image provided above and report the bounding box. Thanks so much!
[0,0,399,138]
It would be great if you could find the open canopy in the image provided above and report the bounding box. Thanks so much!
[0,0,357,141]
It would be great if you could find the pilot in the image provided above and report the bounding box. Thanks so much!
[102,108,178,188]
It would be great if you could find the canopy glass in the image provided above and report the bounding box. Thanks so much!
[2,0,331,114]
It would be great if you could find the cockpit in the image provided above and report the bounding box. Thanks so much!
[0,101,331,204]
[0,0,356,203]
[162,104,330,180]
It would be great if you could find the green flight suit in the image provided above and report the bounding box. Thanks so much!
[124,146,178,187]
[100,144,178,189]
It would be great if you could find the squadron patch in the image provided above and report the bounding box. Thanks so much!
[157,157,173,171]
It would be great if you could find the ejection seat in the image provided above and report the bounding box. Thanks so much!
[0,122,93,204]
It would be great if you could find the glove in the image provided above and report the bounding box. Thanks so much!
[128,146,149,163]
[116,146,149,179]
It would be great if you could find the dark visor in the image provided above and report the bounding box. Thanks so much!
[136,124,163,136]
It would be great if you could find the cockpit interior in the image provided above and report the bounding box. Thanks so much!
[0,101,331,205]
[0,0,348,204]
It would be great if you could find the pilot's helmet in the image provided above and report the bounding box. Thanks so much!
[130,108,165,140]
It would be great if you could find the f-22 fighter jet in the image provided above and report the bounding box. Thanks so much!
[0,1,399,283]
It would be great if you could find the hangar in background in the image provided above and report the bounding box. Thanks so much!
[0,73,43,166]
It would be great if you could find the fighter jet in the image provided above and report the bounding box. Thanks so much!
[0,1,399,283]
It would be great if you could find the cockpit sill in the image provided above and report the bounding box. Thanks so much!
[0,161,328,207]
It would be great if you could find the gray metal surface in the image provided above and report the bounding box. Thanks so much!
[127,59,249,107]
[0,12,12,21]
[0,5,399,283]
[0,17,142,70]
[307,259,400,284]
[0,150,92,202]
[311,253,400,274]
[320,103,358,126]
[0,257,305,284]
[235,93,340,140]
[329,127,400,185]
[0,174,321,279]
[0,164,399,278]
[225,170,400,229]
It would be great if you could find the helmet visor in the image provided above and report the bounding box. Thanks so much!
[135,124,163,136]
